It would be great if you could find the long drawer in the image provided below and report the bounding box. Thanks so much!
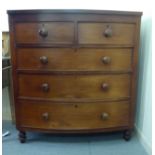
[15,22,74,44]
[18,74,130,99]
[18,100,130,130]
[17,48,132,71]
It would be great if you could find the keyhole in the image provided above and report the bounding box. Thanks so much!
[74,104,78,108]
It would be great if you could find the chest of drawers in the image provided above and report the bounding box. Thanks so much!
[8,9,142,143]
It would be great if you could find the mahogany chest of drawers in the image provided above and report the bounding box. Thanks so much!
[7,10,142,143]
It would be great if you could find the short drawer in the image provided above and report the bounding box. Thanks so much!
[78,23,135,45]
[17,48,132,71]
[15,22,74,44]
[18,74,130,99]
[18,101,130,130]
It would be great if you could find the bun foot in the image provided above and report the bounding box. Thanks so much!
[123,130,131,141]
[19,131,26,143]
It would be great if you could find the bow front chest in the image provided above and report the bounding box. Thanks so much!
[7,10,142,143]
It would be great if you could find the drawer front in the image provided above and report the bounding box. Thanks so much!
[18,101,130,130]
[17,48,132,71]
[15,22,74,44]
[78,23,135,45]
[18,74,130,99]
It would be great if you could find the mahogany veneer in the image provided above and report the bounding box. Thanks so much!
[7,9,142,143]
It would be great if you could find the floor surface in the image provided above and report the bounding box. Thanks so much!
[2,120,148,155]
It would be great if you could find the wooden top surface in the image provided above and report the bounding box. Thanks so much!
[7,9,142,16]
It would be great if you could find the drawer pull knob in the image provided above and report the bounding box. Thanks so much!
[102,83,109,91]
[39,27,48,38]
[102,56,111,64]
[42,112,49,121]
[40,56,48,64]
[41,83,49,92]
[104,25,112,37]
[101,112,109,120]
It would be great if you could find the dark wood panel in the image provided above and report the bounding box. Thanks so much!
[16,69,132,75]
[129,18,142,128]
[7,9,142,16]
[18,100,130,130]
[16,126,130,134]
[16,44,134,48]
[17,48,132,71]
[78,23,135,44]
[18,74,131,99]
[15,22,74,44]
[8,10,142,26]
[18,96,130,103]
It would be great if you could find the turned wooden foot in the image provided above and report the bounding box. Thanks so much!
[123,130,131,141]
[19,131,26,143]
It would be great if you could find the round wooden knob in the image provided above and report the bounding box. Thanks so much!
[101,112,109,120]
[42,112,49,121]
[101,83,109,91]
[104,25,112,37]
[39,27,48,38]
[40,56,48,64]
[41,83,49,92]
[101,56,111,64]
